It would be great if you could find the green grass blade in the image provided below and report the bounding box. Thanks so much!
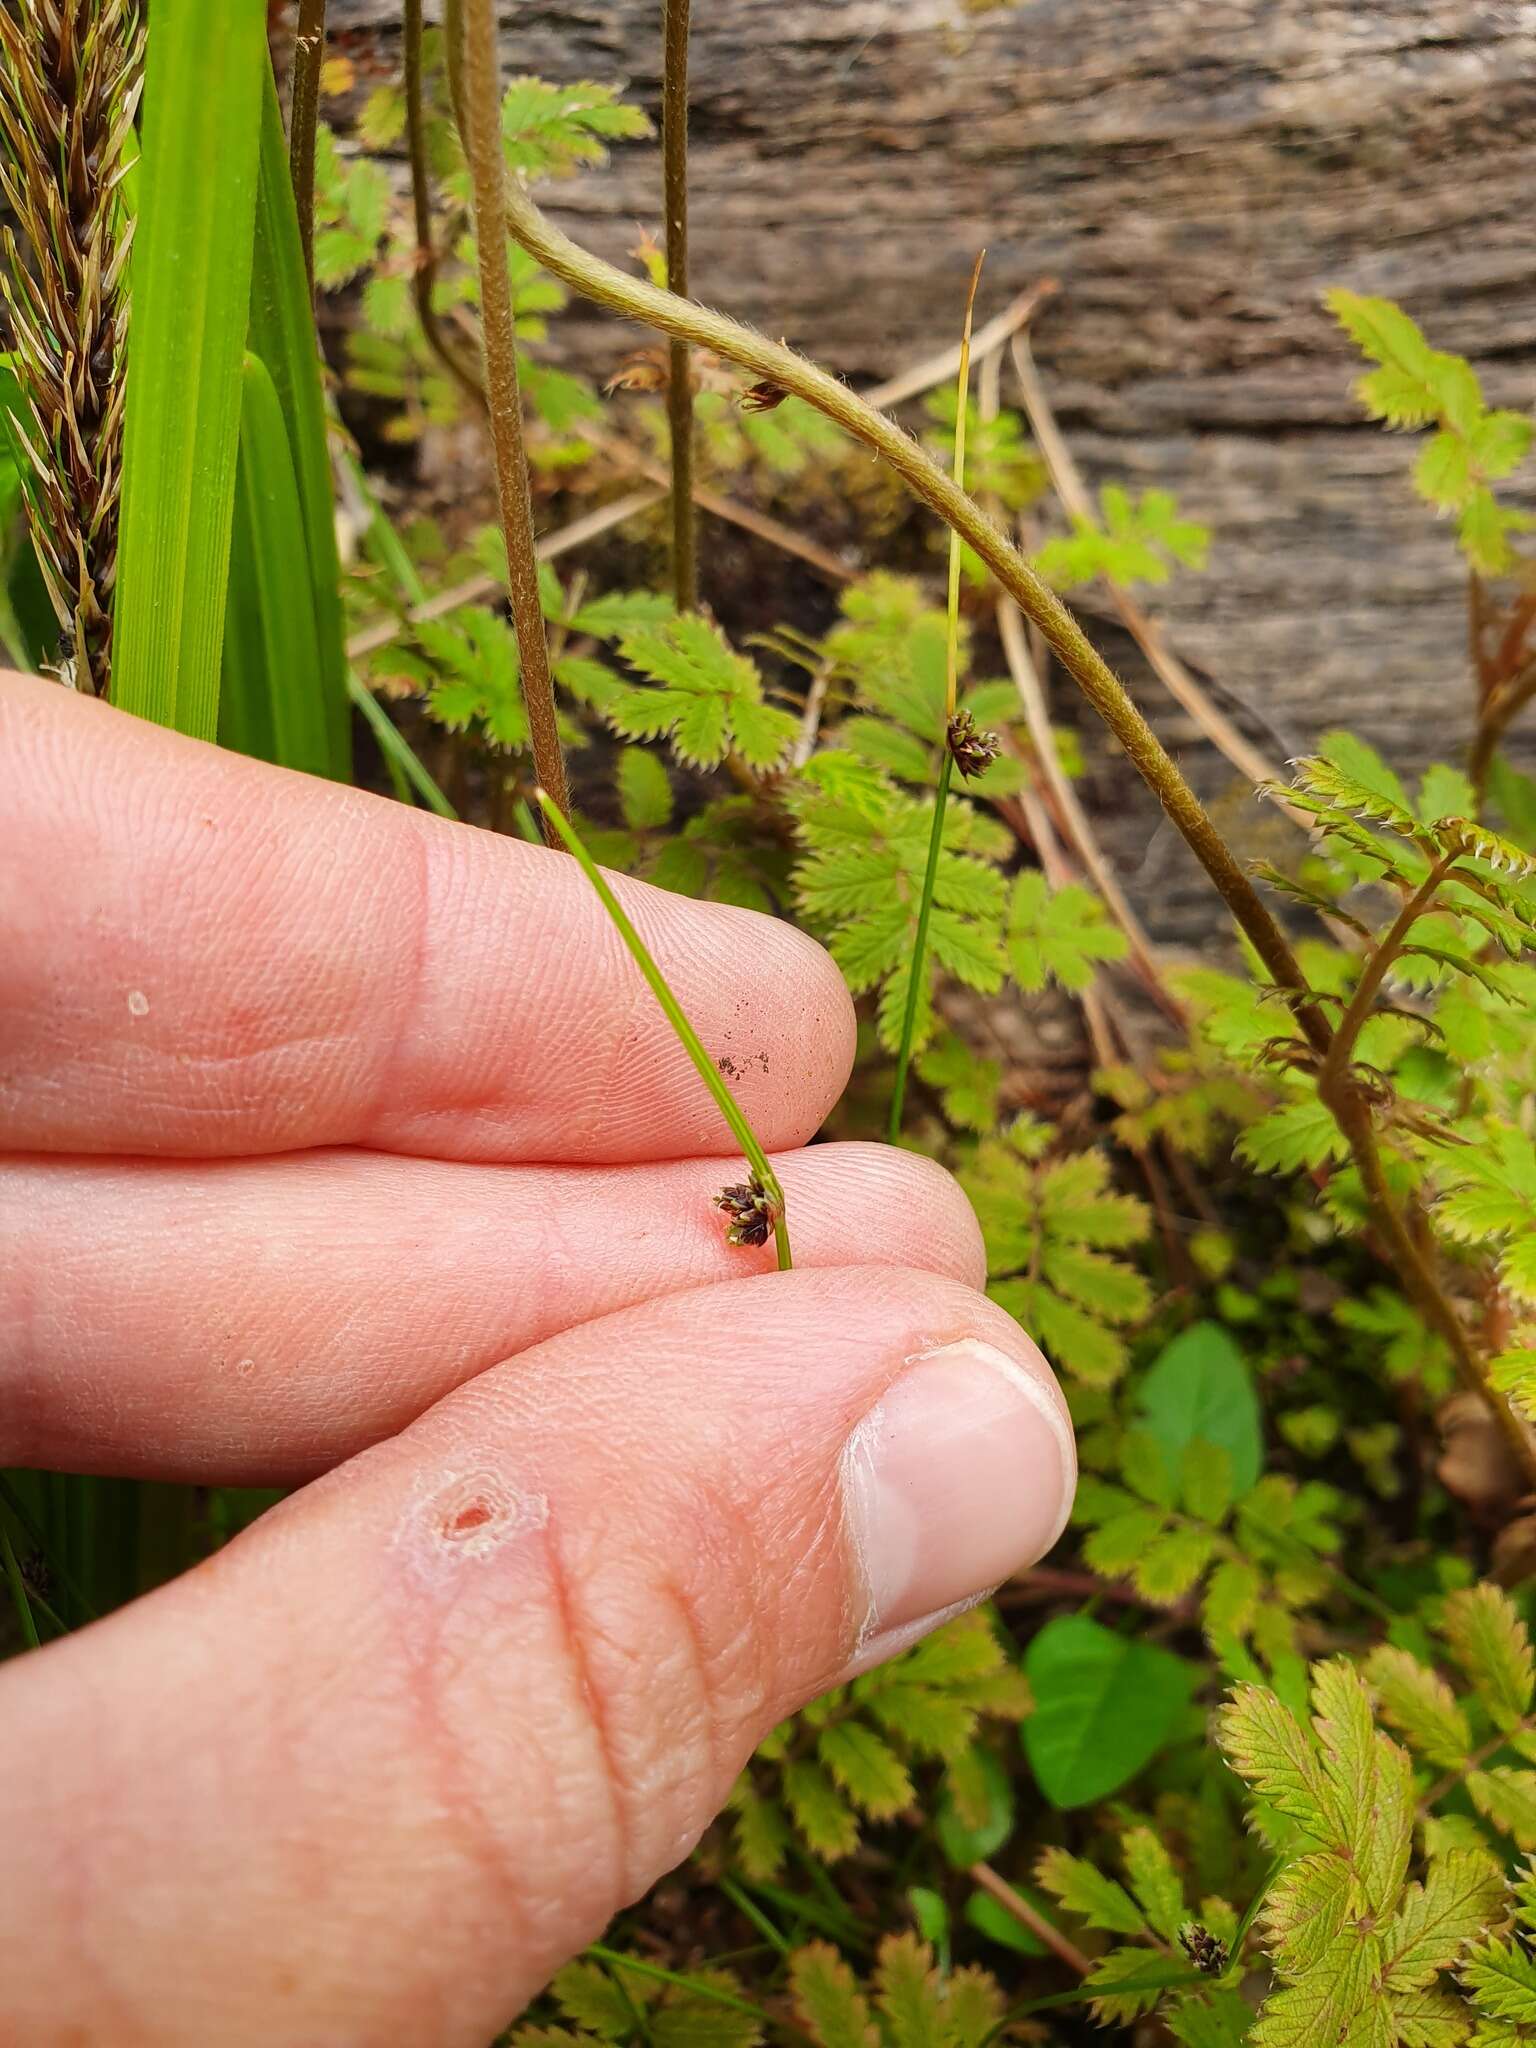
[347,670,457,817]
[113,0,267,738]
[219,354,331,776]
[250,59,350,780]
[535,791,792,1269]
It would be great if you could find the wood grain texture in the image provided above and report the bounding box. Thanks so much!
[330,0,1536,939]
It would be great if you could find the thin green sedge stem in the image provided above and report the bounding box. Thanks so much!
[661,0,697,609]
[889,253,982,1142]
[944,253,984,716]
[887,748,952,1141]
[346,670,457,818]
[535,790,792,1269]
[717,1875,792,1955]
[1,1520,40,1650]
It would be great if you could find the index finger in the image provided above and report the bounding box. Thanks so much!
[0,673,855,1161]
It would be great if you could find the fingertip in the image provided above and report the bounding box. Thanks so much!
[774,1142,986,1288]
[681,901,856,1148]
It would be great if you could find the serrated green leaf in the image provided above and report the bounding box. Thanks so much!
[788,1943,880,2048]
[1036,1846,1148,1936]
[552,1963,635,2040]
[1462,1935,1536,2023]
[1383,1850,1506,1991]
[783,1760,860,1861]
[1237,1098,1351,1175]
[817,1722,913,1820]
[617,747,674,830]
[1443,1586,1535,1732]
[1469,1769,1536,1852]
[1364,1647,1472,1772]
[1007,871,1126,992]
[1122,1825,1188,1943]
[872,1933,944,2048]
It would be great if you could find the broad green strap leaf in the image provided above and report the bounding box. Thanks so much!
[219,355,330,777]
[249,59,350,779]
[114,0,266,737]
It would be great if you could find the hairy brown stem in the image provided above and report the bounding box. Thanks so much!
[449,0,569,824]
[968,1864,1090,1976]
[289,0,327,297]
[661,0,696,609]
[403,0,485,405]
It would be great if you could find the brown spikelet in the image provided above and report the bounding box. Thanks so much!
[945,707,1001,779]
[0,0,144,694]
[714,1173,779,1249]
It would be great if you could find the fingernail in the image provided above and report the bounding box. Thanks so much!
[839,1337,1075,1648]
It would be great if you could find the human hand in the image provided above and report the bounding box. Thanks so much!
[0,671,1074,2046]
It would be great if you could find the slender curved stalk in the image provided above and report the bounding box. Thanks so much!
[449,0,569,822]
[493,174,1325,1038]
[661,0,697,609]
[348,671,457,817]
[889,252,983,1142]
[289,0,326,297]
[536,792,792,1270]
[403,0,485,405]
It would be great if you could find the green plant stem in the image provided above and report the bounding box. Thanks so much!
[536,790,791,1269]
[289,0,326,297]
[889,255,980,1142]
[403,0,485,405]
[887,748,952,1142]
[492,178,1325,1038]
[661,0,696,610]
[1,1520,39,1651]
[347,670,457,817]
[448,0,570,826]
